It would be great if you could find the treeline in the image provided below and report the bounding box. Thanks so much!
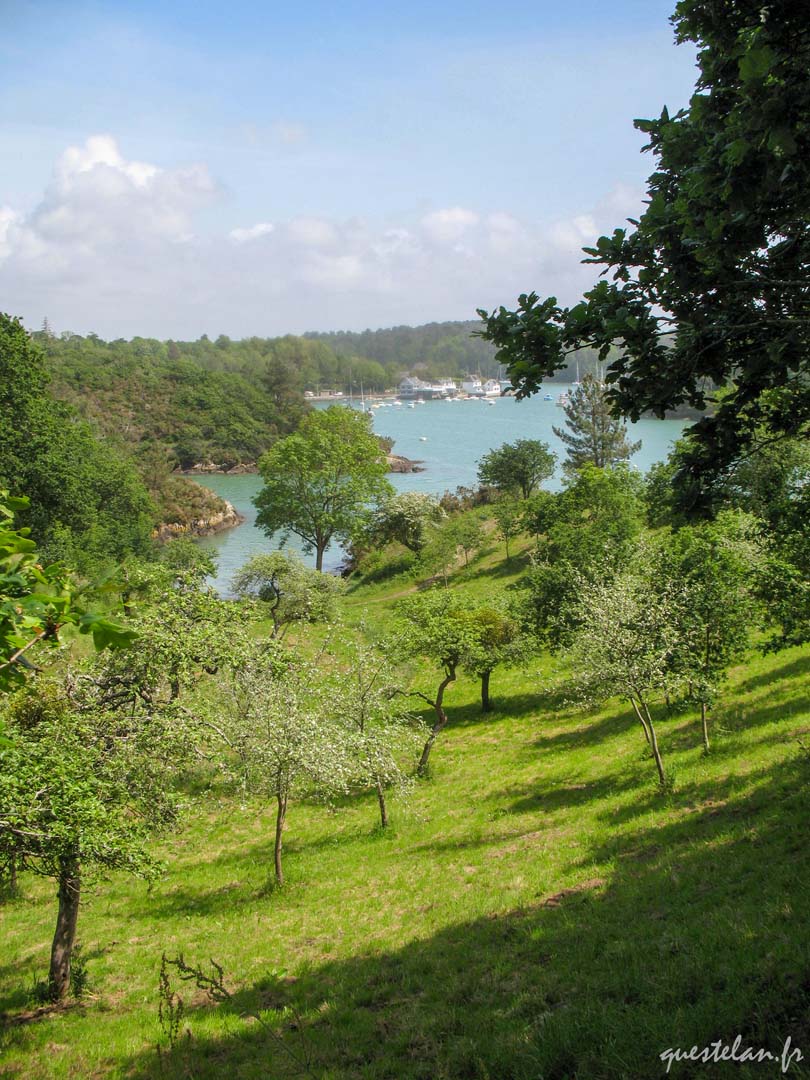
[35,329,308,469]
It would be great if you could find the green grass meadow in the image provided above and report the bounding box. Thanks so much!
[2,541,810,1079]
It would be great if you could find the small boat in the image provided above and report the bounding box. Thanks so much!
[543,394,553,401]
[556,393,569,407]
[408,402,416,409]
[419,436,428,442]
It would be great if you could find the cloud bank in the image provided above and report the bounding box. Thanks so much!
[0,136,642,339]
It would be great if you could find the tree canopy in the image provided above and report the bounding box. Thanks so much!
[254,407,393,571]
[478,0,810,511]
[477,439,556,499]
[552,375,641,479]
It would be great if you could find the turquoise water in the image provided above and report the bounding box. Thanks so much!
[196,388,689,593]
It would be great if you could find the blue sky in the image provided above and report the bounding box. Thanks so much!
[1,1,698,338]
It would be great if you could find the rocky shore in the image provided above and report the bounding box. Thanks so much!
[181,455,425,475]
[386,453,425,473]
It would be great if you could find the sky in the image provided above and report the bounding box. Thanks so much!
[0,1,699,340]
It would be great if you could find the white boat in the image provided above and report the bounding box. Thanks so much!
[419,436,428,442]
[556,392,569,407]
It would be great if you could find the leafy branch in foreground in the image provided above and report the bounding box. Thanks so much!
[0,491,136,693]
[478,1,810,509]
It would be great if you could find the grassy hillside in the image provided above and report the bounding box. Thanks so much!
[2,534,809,1079]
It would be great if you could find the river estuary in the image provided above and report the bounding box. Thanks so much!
[195,388,689,594]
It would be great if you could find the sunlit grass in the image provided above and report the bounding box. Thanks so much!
[1,546,809,1079]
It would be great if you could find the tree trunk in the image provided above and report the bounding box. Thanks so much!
[701,700,710,754]
[315,538,326,573]
[274,792,287,885]
[481,670,492,713]
[49,855,81,1001]
[629,696,651,745]
[417,667,456,776]
[375,779,389,828]
[3,856,18,897]
[640,698,667,788]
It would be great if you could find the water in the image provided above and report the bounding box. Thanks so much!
[196,388,689,594]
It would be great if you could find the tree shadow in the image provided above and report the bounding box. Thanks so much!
[119,753,810,1080]
[733,652,810,696]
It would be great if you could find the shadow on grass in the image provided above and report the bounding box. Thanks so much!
[734,651,810,696]
[115,753,810,1080]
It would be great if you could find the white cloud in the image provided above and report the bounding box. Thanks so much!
[229,222,275,243]
[286,217,339,247]
[0,138,648,338]
[420,206,480,244]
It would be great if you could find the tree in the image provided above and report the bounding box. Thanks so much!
[571,554,680,789]
[552,374,640,479]
[231,552,343,639]
[459,604,532,713]
[0,670,188,999]
[397,590,481,775]
[254,407,394,571]
[516,466,645,648]
[477,1,810,511]
[370,492,445,554]
[326,642,426,828]
[444,514,485,569]
[477,439,555,499]
[211,650,355,885]
[656,513,762,752]
[491,497,523,560]
[0,314,154,571]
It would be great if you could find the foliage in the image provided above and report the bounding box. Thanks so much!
[255,407,394,571]
[477,439,555,499]
[552,374,641,478]
[516,466,645,647]
[231,552,343,638]
[477,0,810,509]
[369,492,445,554]
[0,314,154,572]
[654,513,763,749]
[569,551,680,787]
[647,433,810,649]
[491,497,523,560]
[209,649,357,884]
[0,492,136,692]
[35,327,309,470]
[0,672,187,998]
[323,641,427,827]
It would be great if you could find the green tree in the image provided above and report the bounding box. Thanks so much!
[517,466,645,648]
[477,0,810,510]
[0,673,187,1000]
[552,374,640,479]
[477,439,556,499]
[459,605,531,713]
[0,314,154,571]
[397,590,481,774]
[327,641,426,828]
[491,497,523,561]
[211,650,355,885]
[371,492,445,554]
[656,513,762,752]
[231,552,343,639]
[254,407,393,571]
[571,554,679,789]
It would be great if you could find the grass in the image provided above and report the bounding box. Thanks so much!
[2,540,810,1079]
